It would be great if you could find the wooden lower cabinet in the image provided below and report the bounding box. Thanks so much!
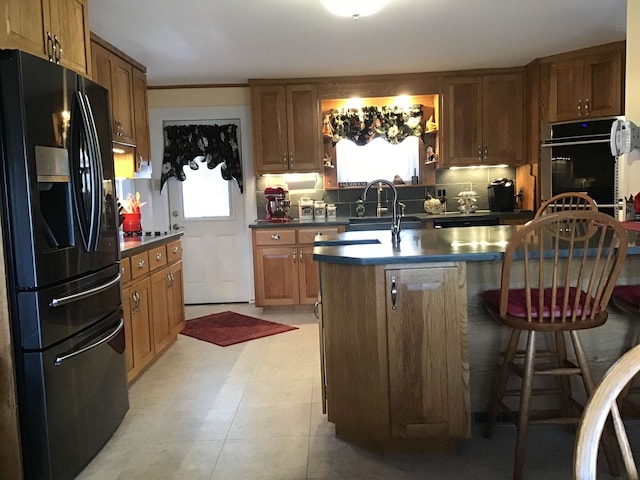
[320,261,470,452]
[121,238,185,382]
[252,226,341,306]
[122,278,153,382]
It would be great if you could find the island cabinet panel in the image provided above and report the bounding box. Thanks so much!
[320,261,470,452]
[546,48,623,122]
[251,83,321,174]
[442,72,524,167]
[385,265,470,440]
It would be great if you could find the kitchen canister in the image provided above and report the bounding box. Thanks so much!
[326,204,337,219]
[314,200,326,220]
[298,197,314,220]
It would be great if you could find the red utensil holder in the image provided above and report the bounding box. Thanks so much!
[122,213,142,234]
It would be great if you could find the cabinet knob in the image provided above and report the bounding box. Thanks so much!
[137,259,145,268]
[173,246,179,253]
[271,234,280,240]
[156,252,162,261]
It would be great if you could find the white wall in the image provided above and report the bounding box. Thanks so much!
[621,2,640,198]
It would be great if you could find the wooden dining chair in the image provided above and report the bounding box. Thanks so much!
[535,192,598,218]
[482,209,628,479]
[574,342,640,480]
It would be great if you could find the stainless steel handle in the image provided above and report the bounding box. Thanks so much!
[47,32,54,61]
[132,291,140,312]
[50,273,122,308]
[55,319,124,366]
[53,35,61,63]
[271,234,280,240]
[137,259,145,269]
[390,275,397,310]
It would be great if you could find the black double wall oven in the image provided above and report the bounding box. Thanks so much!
[0,50,128,479]
[541,117,619,216]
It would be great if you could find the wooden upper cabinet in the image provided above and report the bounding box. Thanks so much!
[91,40,136,145]
[251,83,321,174]
[442,72,524,167]
[132,66,151,171]
[547,47,623,122]
[0,0,90,76]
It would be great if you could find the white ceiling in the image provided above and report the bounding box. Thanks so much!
[88,0,627,87]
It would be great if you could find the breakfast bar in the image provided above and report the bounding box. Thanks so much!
[313,225,640,453]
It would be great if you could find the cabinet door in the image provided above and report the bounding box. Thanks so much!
[253,246,298,306]
[111,55,135,144]
[286,84,321,172]
[132,66,151,172]
[583,52,623,119]
[548,59,585,122]
[168,261,185,336]
[91,41,112,90]
[49,0,90,76]
[298,245,320,305]
[385,266,470,439]
[150,268,173,354]
[442,76,483,166]
[252,85,289,174]
[0,0,48,59]
[123,279,154,382]
[482,73,524,165]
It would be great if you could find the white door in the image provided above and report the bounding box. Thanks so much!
[167,160,249,304]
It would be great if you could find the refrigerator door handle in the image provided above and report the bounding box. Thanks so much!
[82,92,105,252]
[50,272,122,308]
[54,318,124,366]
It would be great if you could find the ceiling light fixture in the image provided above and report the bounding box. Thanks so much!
[321,0,388,19]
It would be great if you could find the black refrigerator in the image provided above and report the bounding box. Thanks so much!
[0,50,129,479]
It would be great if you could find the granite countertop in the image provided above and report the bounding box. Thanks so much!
[313,225,640,266]
[248,210,534,229]
[120,231,183,256]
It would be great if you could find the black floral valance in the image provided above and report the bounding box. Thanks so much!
[324,105,424,146]
[161,124,243,193]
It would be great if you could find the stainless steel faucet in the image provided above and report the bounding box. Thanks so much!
[363,179,401,246]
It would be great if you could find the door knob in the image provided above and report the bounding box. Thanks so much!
[172,223,182,230]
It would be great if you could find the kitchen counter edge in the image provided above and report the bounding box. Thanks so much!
[120,232,184,256]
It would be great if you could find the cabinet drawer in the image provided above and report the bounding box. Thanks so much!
[166,240,182,263]
[130,251,150,280]
[254,229,296,246]
[120,257,131,284]
[149,245,167,271]
[297,227,340,244]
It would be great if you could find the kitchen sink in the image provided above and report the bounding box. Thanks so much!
[314,238,382,247]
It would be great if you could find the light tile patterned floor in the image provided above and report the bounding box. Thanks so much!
[77,303,634,479]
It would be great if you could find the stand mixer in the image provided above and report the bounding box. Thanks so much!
[264,187,291,222]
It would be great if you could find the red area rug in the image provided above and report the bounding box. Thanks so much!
[180,311,298,347]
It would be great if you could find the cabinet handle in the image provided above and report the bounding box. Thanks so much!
[137,259,145,269]
[156,252,162,261]
[132,291,140,313]
[172,246,179,253]
[299,251,303,262]
[46,32,54,62]
[292,250,297,263]
[167,273,172,287]
[289,152,294,167]
[483,145,488,160]
[577,99,582,116]
[282,153,288,168]
[477,145,483,161]
[53,35,61,63]
[271,234,280,240]
[584,98,590,116]
[390,275,397,310]
[313,300,320,320]
[120,266,125,275]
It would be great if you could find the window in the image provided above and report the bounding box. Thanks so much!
[335,136,419,185]
[181,162,231,218]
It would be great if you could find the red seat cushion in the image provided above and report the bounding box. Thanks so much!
[612,285,640,309]
[482,287,599,319]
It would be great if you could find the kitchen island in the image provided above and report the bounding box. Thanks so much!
[313,226,640,453]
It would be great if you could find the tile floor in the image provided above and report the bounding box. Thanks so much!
[77,303,635,480]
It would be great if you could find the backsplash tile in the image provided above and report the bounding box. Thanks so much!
[253,167,517,219]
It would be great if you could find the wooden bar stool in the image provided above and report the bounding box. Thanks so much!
[611,284,640,414]
[482,210,628,479]
[535,192,598,218]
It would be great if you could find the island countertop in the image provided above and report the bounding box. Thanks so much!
[313,224,640,265]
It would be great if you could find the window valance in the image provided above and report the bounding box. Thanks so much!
[160,124,243,193]
[325,105,424,146]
